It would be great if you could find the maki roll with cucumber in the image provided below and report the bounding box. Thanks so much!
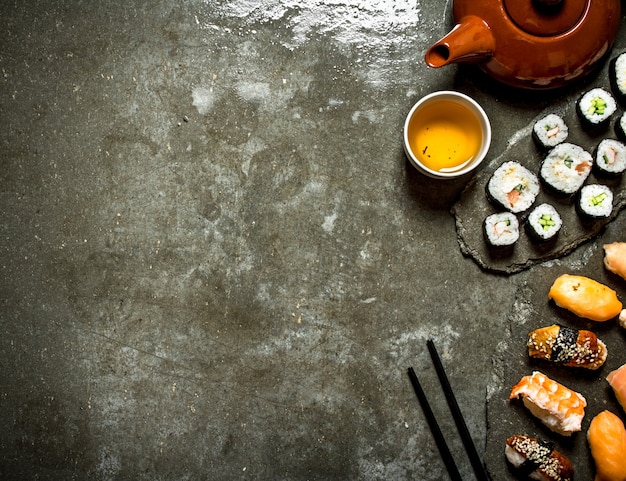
[594,138,626,176]
[533,114,568,150]
[487,161,540,213]
[540,143,592,195]
[578,184,613,219]
[609,52,626,104]
[577,88,617,131]
[526,203,562,242]
[484,212,519,247]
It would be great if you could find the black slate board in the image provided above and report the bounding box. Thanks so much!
[452,68,626,275]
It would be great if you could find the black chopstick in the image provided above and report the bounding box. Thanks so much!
[407,367,463,481]
[427,339,492,481]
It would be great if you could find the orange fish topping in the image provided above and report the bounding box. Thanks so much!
[548,274,622,322]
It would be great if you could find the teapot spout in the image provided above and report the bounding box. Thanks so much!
[425,16,495,68]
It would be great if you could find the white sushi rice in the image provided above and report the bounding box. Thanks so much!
[533,113,568,148]
[503,445,526,469]
[617,112,626,141]
[540,143,593,194]
[487,161,540,213]
[613,53,626,97]
[484,212,519,247]
[595,138,626,175]
[527,203,562,240]
[578,88,617,125]
[578,184,613,218]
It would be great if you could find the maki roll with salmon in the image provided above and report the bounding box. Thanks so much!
[484,212,519,247]
[533,113,568,150]
[540,143,592,195]
[525,203,562,242]
[610,52,626,104]
[578,184,613,219]
[577,87,617,131]
[487,161,540,213]
[594,138,626,176]
[505,435,573,481]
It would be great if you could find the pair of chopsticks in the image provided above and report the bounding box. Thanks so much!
[407,340,491,481]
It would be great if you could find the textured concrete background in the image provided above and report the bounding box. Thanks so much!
[1,1,625,480]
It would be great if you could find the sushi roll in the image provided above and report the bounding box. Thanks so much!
[526,203,562,242]
[505,435,574,481]
[587,411,626,481]
[578,184,613,219]
[615,112,626,142]
[527,324,607,370]
[486,161,540,213]
[594,138,626,176]
[607,363,626,413]
[533,113,568,150]
[510,371,586,437]
[577,87,617,130]
[548,274,623,322]
[610,52,626,104]
[540,142,592,195]
[483,212,519,247]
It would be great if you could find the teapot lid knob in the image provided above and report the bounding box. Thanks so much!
[504,0,588,36]
[534,0,564,6]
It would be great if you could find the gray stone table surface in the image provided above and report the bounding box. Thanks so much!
[1,1,625,480]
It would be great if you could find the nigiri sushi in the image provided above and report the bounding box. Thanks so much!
[505,435,573,481]
[510,371,586,436]
[527,324,607,370]
[604,242,626,281]
[548,274,623,322]
[607,363,626,413]
[587,410,626,481]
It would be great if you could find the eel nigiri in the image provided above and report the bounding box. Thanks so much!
[548,274,623,322]
[510,371,586,436]
[604,242,626,280]
[505,434,573,481]
[607,363,626,413]
[527,324,607,370]
[587,410,626,481]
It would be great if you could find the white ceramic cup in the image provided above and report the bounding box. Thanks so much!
[403,91,491,179]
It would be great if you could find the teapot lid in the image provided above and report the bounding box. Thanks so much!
[504,0,588,36]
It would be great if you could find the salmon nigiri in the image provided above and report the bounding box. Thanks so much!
[587,410,626,481]
[548,274,623,322]
[604,242,626,281]
[510,371,586,436]
[607,363,626,413]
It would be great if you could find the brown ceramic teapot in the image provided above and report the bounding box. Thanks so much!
[425,0,621,89]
